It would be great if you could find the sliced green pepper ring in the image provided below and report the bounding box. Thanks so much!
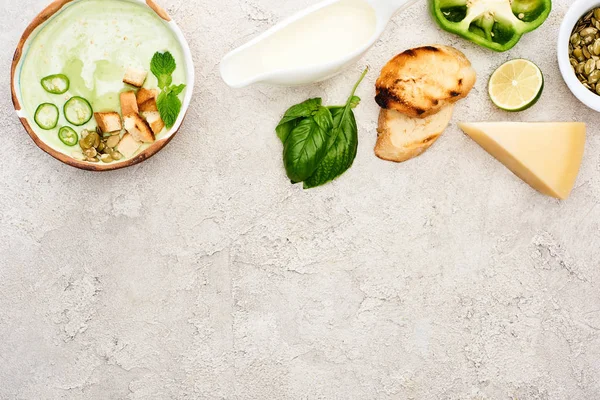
[430,0,552,52]
[58,126,79,147]
[34,103,59,130]
[64,96,93,126]
[41,74,70,94]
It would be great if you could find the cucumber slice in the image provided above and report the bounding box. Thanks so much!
[41,74,70,94]
[34,103,59,130]
[58,126,78,146]
[64,96,93,126]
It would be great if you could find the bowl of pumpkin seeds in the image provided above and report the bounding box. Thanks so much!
[559,0,600,111]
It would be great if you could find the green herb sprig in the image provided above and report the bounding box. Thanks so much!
[275,68,368,189]
[151,51,186,128]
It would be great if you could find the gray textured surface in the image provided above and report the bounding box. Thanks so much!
[2,0,600,399]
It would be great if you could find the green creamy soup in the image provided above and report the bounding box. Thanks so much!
[18,0,186,155]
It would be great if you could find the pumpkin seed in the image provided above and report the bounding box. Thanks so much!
[106,135,120,148]
[80,140,91,150]
[100,154,113,163]
[561,8,600,94]
[594,40,600,56]
[581,27,598,37]
[584,46,591,59]
[111,151,123,161]
[585,59,596,75]
[589,70,600,84]
[84,148,97,158]
[571,58,579,68]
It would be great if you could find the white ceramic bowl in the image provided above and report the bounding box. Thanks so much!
[11,0,195,171]
[558,0,600,112]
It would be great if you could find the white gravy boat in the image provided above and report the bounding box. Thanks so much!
[221,0,420,88]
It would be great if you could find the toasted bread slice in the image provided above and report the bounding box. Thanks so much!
[117,133,142,158]
[120,91,139,116]
[124,113,155,143]
[375,104,454,163]
[136,88,158,106]
[142,111,165,135]
[375,45,476,118]
[123,67,148,88]
[94,112,122,133]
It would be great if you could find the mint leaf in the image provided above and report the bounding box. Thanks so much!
[157,75,173,90]
[170,84,186,96]
[157,91,182,129]
[151,52,176,90]
[151,52,176,77]
[150,51,186,127]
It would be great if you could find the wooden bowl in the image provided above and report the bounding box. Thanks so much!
[11,0,195,171]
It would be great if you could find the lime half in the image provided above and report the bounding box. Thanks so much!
[488,59,544,112]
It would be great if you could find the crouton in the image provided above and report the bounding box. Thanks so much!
[117,133,142,158]
[142,111,165,135]
[120,91,138,116]
[140,99,158,112]
[124,113,155,143]
[94,112,122,133]
[139,98,158,112]
[135,88,159,112]
[123,67,147,87]
[136,88,157,106]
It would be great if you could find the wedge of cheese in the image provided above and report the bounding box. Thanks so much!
[459,122,586,200]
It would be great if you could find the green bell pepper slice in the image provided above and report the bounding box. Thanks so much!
[430,0,552,52]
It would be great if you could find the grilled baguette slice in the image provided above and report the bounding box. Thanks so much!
[375,45,475,118]
[375,104,454,163]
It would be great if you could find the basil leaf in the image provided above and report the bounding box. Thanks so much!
[328,96,361,112]
[283,106,333,183]
[303,69,369,189]
[276,119,301,144]
[303,107,358,189]
[275,98,322,143]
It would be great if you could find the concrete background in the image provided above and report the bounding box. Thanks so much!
[1,0,600,399]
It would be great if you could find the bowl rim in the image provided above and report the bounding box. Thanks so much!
[558,0,600,112]
[10,0,195,172]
